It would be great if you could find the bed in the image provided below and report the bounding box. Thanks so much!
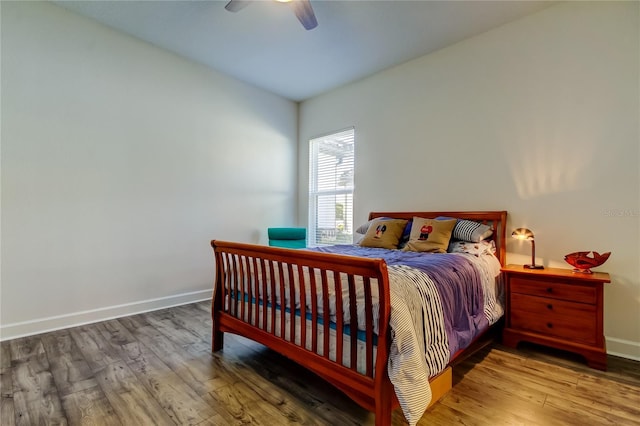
[211,210,507,425]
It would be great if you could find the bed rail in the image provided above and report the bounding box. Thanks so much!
[211,240,396,422]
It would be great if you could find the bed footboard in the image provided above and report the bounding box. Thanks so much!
[211,240,395,425]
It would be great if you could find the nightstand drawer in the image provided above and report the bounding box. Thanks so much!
[510,293,596,317]
[510,309,596,345]
[511,277,597,304]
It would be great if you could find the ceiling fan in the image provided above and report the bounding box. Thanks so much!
[225,0,318,31]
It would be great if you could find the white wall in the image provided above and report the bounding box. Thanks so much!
[1,1,298,338]
[299,2,640,359]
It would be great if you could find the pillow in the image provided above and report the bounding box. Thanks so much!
[355,217,410,246]
[358,218,408,249]
[354,218,382,244]
[437,217,493,242]
[403,217,457,253]
[448,240,496,256]
[397,219,413,249]
[354,217,394,235]
[355,220,374,235]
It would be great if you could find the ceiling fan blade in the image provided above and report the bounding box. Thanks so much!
[225,0,251,13]
[291,0,318,30]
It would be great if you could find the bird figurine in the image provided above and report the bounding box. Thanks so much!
[564,251,611,274]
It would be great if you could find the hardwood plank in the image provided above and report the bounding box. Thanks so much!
[504,342,640,386]
[11,351,67,425]
[61,386,121,426]
[439,378,541,425]
[94,320,146,366]
[421,402,493,426]
[461,363,549,405]
[192,300,212,315]
[1,368,15,426]
[574,374,640,422]
[93,360,174,426]
[116,313,152,331]
[149,326,324,424]
[207,381,273,425]
[41,330,99,396]
[115,317,245,424]
[461,348,640,426]
[543,392,638,425]
[1,342,11,369]
[475,348,640,422]
[605,355,640,386]
[69,325,122,372]
[141,310,205,347]
[193,413,226,425]
[9,336,45,362]
[98,319,139,348]
[220,354,329,425]
[472,348,579,394]
[222,338,333,409]
[217,336,376,425]
[315,401,371,426]
[104,316,239,424]
[165,304,213,342]
[126,349,218,424]
[116,320,221,386]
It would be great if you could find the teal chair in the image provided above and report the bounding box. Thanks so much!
[268,227,306,249]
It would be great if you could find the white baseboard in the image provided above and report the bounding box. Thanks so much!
[606,336,640,362]
[0,289,213,341]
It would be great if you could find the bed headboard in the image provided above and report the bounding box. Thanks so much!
[368,211,508,266]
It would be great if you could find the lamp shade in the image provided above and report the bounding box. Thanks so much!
[512,228,534,240]
[511,227,543,269]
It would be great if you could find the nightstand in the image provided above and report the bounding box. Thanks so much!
[501,264,611,370]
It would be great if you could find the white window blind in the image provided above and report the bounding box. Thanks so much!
[308,128,355,246]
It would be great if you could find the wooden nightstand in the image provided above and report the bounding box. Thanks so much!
[501,264,611,370]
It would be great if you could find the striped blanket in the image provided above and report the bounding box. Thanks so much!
[312,245,503,425]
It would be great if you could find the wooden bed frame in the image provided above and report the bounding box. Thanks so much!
[211,211,507,425]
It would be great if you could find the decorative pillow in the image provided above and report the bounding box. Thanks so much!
[354,217,394,235]
[448,240,496,256]
[437,217,493,242]
[355,218,382,244]
[403,217,457,253]
[358,218,408,249]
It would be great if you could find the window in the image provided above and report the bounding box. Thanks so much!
[308,128,355,246]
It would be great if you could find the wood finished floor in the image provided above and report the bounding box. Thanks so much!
[1,300,639,425]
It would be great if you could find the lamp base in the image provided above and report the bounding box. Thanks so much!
[524,264,544,270]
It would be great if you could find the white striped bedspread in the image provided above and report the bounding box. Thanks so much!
[311,246,503,425]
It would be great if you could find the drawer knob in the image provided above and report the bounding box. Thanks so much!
[546,287,553,293]
[547,322,553,328]
[547,304,553,310]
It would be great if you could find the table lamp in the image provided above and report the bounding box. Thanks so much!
[512,228,544,269]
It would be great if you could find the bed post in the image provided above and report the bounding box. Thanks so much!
[374,381,394,426]
[211,305,224,352]
[211,241,224,352]
[373,262,393,426]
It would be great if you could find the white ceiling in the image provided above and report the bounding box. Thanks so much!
[53,0,554,102]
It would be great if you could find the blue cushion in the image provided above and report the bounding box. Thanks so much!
[268,227,306,249]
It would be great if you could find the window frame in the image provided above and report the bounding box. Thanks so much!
[307,128,355,247]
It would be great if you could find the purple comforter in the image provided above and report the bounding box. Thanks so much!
[311,245,488,357]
